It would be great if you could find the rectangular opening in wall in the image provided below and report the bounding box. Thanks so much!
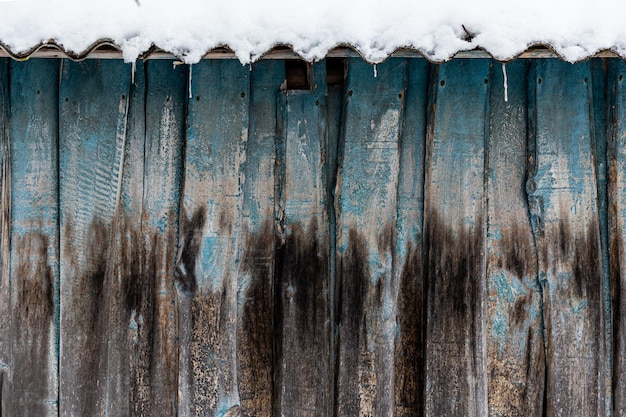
[285,59,312,90]
[326,58,346,86]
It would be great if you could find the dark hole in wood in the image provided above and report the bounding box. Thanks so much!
[241,92,246,98]
[285,60,311,90]
[584,77,588,84]
[620,74,623,82]
[196,96,200,101]
[348,90,353,96]
[484,78,488,84]
[440,80,445,87]
[326,58,346,86]
[538,78,542,84]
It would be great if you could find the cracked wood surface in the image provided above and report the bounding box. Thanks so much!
[0,57,623,416]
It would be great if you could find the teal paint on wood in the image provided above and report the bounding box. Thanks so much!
[8,59,60,417]
[393,58,429,417]
[59,59,132,417]
[529,59,605,416]
[590,59,613,417]
[236,60,284,417]
[485,60,545,416]
[102,58,147,416]
[3,56,625,416]
[423,59,490,417]
[275,61,331,417]
[176,59,250,416]
[335,57,406,417]
[99,60,184,416]
[140,59,186,415]
[608,59,626,416]
[0,58,11,417]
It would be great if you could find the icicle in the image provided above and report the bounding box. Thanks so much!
[249,63,252,72]
[188,64,193,99]
[131,61,136,85]
[502,63,508,103]
[373,64,378,78]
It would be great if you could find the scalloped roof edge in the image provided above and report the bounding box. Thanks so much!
[0,41,623,64]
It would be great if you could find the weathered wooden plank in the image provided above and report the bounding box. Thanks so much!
[102,59,147,416]
[326,61,343,416]
[423,59,489,417]
[608,59,626,416]
[0,58,10,417]
[103,60,185,416]
[528,60,604,416]
[6,59,60,417]
[176,59,249,416]
[485,60,545,416]
[274,62,331,417]
[335,57,405,417]
[393,58,429,417]
[59,59,131,417]
[135,59,185,415]
[236,60,284,417]
[590,58,612,416]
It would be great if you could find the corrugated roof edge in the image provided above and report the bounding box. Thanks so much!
[0,40,622,63]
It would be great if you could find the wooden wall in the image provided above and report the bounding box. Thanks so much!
[0,57,622,416]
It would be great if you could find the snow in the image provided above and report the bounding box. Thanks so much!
[0,0,625,64]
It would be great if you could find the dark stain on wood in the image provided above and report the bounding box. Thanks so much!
[511,294,531,326]
[63,211,179,416]
[545,214,602,303]
[238,219,275,416]
[424,207,484,415]
[275,218,328,339]
[175,206,207,294]
[12,231,54,416]
[274,217,330,415]
[572,220,602,303]
[339,228,368,343]
[336,228,369,415]
[118,215,177,416]
[425,209,483,320]
[394,240,423,417]
[64,217,110,416]
[497,223,534,281]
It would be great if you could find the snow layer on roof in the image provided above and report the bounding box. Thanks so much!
[1,0,625,64]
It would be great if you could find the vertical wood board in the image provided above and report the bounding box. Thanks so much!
[423,59,490,417]
[530,59,604,417]
[59,59,131,417]
[485,60,545,416]
[393,58,429,417]
[335,57,405,417]
[274,61,330,417]
[176,59,249,416]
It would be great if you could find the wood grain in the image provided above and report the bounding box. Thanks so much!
[528,59,605,417]
[393,58,429,417]
[176,59,249,416]
[236,60,284,417]
[335,57,405,417]
[423,59,489,417]
[485,60,545,416]
[274,61,331,417]
[59,59,131,417]
[0,58,10,417]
